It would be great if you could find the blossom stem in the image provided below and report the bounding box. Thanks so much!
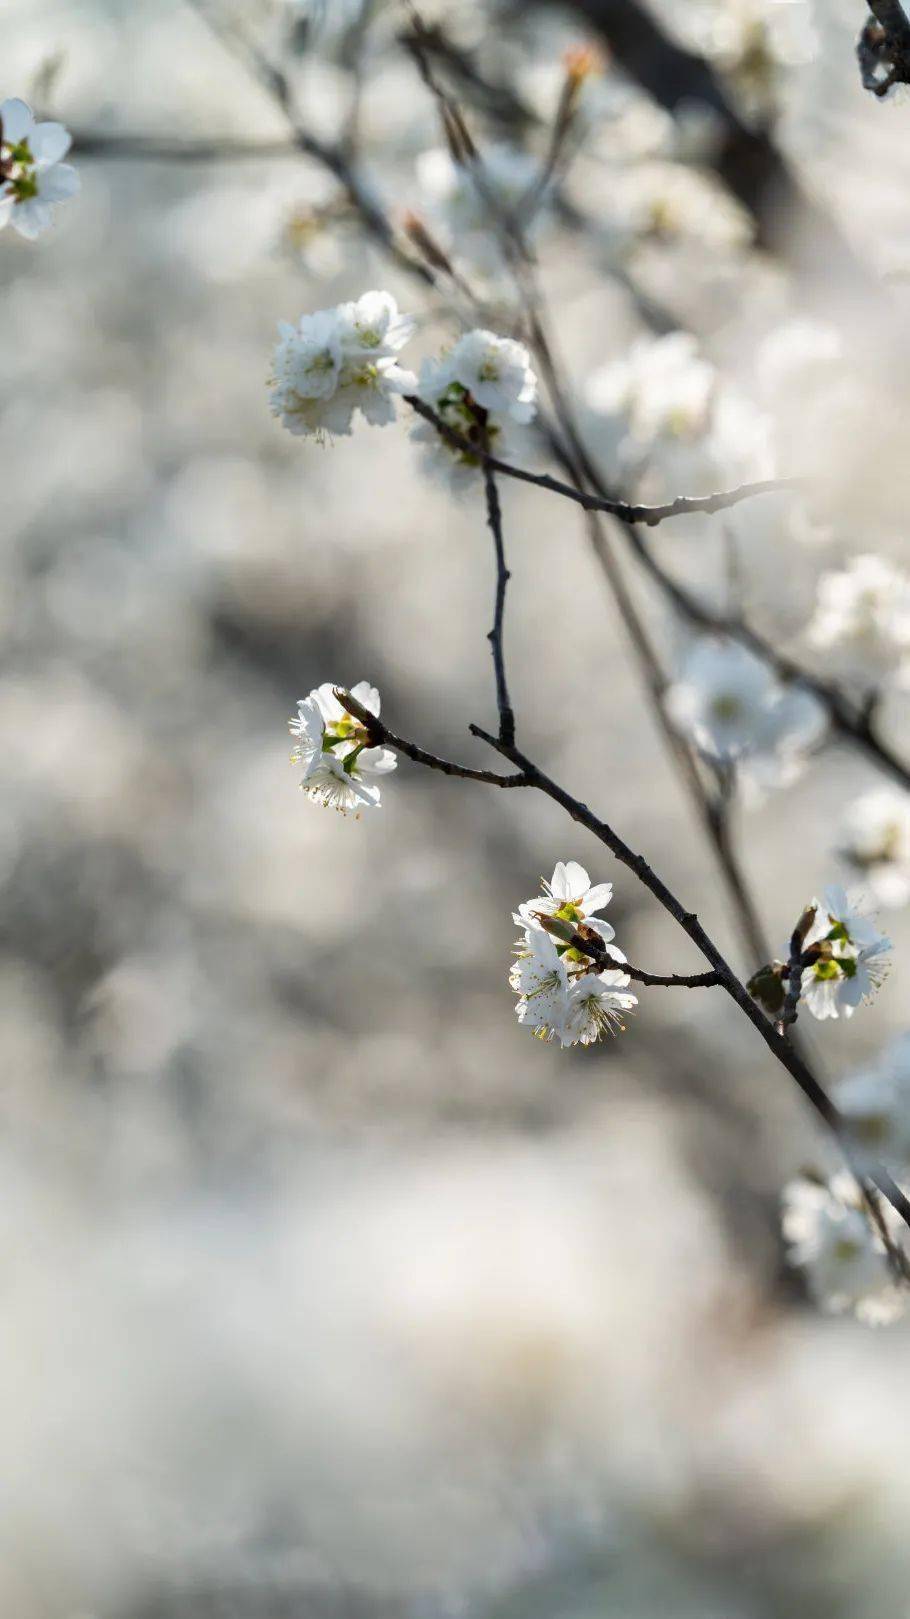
[481,443,515,746]
[406,396,801,528]
[332,690,527,787]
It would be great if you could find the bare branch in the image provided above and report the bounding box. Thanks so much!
[333,689,528,787]
[481,446,515,746]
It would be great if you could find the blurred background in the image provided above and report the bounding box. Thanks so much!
[3,0,910,1614]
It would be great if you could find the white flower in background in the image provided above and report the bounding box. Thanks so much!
[835,1038,910,1175]
[510,863,636,1046]
[799,885,891,1021]
[664,639,826,793]
[600,162,752,255]
[269,291,417,440]
[289,680,396,813]
[688,0,816,117]
[416,143,549,273]
[412,330,537,485]
[0,98,79,239]
[586,332,716,448]
[807,554,910,689]
[782,1173,905,1325]
[838,787,910,908]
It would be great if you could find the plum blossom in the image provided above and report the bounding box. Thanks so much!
[416,144,549,275]
[510,864,636,1046]
[269,291,417,439]
[586,332,716,449]
[289,681,396,814]
[807,553,910,689]
[413,329,537,485]
[782,1172,905,1325]
[799,885,891,1021]
[664,638,826,794]
[838,787,910,908]
[513,860,613,937]
[0,98,79,239]
[835,1035,910,1176]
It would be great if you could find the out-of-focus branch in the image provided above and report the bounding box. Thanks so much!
[543,0,876,295]
[68,131,300,161]
[183,0,437,286]
[406,396,802,525]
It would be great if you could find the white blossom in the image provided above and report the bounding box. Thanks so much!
[269,291,417,440]
[807,553,910,689]
[782,1172,905,1325]
[835,1038,910,1176]
[510,864,636,1046]
[289,680,396,814]
[412,330,537,485]
[664,638,826,793]
[513,860,614,935]
[0,98,79,239]
[598,162,752,255]
[416,144,549,275]
[799,885,891,1021]
[586,332,716,449]
[838,787,910,908]
[444,330,537,423]
[585,330,771,490]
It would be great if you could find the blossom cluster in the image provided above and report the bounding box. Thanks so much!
[413,328,538,485]
[289,682,396,814]
[782,1172,906,1326]
[808,553,910,691]
[269,291,417,439]
[749,885,891,1023]
[510,862,638,1047]
[0,99,79,239]
[798,886,891,1022]
[269,292,538,469]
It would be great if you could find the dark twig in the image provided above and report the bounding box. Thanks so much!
[405,396,800,527]
[481,440,515,745]
[333,689,528,787]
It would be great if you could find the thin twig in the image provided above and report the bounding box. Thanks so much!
[333,689,527,786]
[481,442,515,745]
[405,396,800,527]
[183,0,436,287]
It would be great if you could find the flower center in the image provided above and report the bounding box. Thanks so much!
[710,692,745,723]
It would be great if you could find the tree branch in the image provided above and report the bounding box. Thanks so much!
[406,396,800,528]
[481,445,515,745]
[333,689,528,786]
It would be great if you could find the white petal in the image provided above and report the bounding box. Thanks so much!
[37,163,80,203]
[31,121,72,165]
[0,99,34,145]
[12,200,52,239]
[562,861,591,900]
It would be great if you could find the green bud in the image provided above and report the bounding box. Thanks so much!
[747,962,786,1014]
